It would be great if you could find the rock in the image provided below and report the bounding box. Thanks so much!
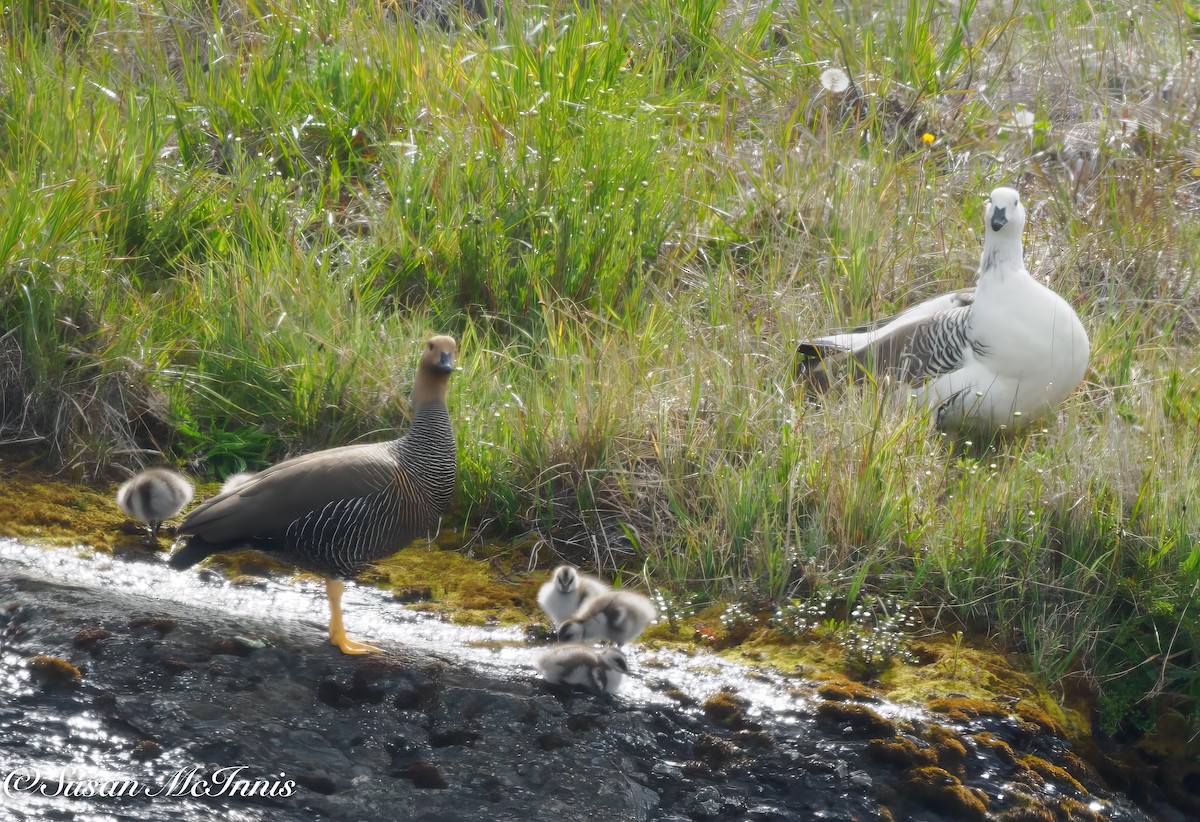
[0,546,1164,822]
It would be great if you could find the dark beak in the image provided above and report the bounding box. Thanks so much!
[434,350,456,374]
[990,206,1007,232]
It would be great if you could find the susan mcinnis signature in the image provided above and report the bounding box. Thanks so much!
[2,765,298,800]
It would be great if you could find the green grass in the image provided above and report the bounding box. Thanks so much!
[3,0,1200,736]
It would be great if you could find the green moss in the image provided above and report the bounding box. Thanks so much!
[815,702,898,738]
[1013,702,1070,737]
[28,655,82,690]
[899,766,989,821]
[816,678,881,703]
[972,731,1017,764]
[997,804,1055,822]
[926,696,1010,723]
[867,736,938,768]
[362,538,542,625]
[206,550,291,577]
[1020,754,1088,795]
[702,688,751,726]
[926,725,968,774]
[0,474,131,551]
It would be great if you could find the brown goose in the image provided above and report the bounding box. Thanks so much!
[169,335,458,655]
[115,468,195,547]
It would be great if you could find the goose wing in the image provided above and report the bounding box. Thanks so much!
[799,289,975,384]
[178,442,399,544]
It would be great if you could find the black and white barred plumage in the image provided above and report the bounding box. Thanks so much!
[798,188,1089,435]
[169,335,458,654]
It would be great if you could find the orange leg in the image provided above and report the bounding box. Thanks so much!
[325,578,381,655]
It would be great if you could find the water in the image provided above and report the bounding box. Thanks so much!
[0,538,1159,821]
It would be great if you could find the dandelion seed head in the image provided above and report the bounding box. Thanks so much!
[820,68,850,93]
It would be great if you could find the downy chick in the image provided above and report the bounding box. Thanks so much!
[115,468,195,547]
[557,589,657,646]
[537,564,609,625]
[536,644,629,694]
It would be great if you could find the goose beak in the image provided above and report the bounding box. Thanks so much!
[435,351,456,373]
[990,207,1007,232]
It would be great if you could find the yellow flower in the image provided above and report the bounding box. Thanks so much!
[921,132,935,144]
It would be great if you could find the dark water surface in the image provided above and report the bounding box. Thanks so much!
[0,538,1162,821]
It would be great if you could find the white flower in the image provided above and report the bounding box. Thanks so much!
[820,68,850,93]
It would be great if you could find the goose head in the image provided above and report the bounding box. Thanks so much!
[553,565,579,595]
[986,187,1025,237]
[600,647,629,674]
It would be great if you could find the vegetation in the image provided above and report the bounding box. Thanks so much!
[2,0,1199,737]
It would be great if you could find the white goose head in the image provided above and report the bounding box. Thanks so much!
[985,187,1025,239]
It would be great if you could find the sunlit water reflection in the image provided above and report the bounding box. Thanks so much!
[0,538,920,720]
[0,538,1153,821]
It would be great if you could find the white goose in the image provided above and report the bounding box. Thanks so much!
[798,187,1090,435]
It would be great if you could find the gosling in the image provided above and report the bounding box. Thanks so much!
[219,472,257,494]
[536,645,629,695]
[115,468,195,547]
[537,564,610,626]
[557,589,657,646]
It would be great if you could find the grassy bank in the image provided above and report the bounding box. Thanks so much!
[2,0,1199,735]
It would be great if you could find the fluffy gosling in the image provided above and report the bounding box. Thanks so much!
[557,589,657,646]
[536,645,629,695]
[537,564,610,626]
[219,472,257,494]
[115,468,195,547]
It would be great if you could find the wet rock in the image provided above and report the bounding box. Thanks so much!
[393,761,448,789]
[297,771,338,794]
[0,548,1166,822]
[161,656,193,674]
[207,636,256,657]
[429,728,480,748]
[816,701,897,737]
[536,732,573,750]
[27,654,82,691]
[128,614,177,635]
[73,624,113,650]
